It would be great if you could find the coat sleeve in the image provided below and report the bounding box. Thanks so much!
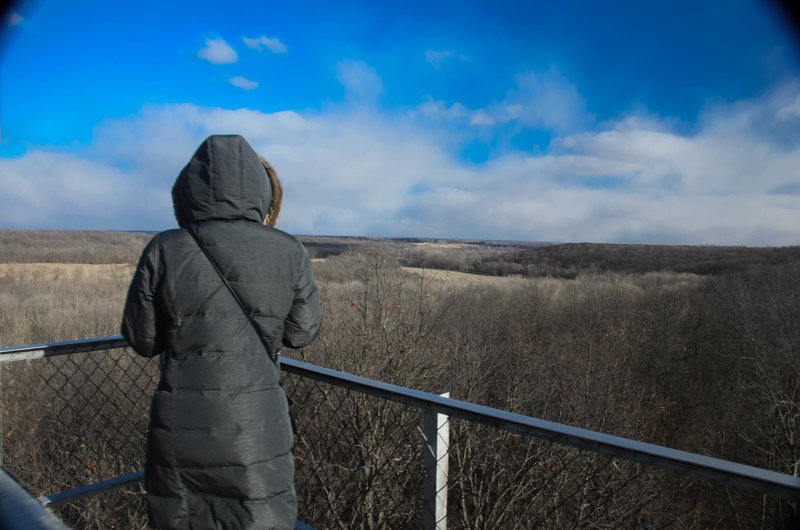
[282,245,322,349]
[121,238,164,358]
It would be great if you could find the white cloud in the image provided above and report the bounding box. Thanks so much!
[415,97,467,121]
[198,37,238,64]
[778,93,800,119]
[471,68,589,133]
[243,35,288,53]
[67,103,465,233]
[0,151,170,230]
[335,60,384,104]
[557,100,800,197]
[229,76,259,90]
[425,49,453,70]
[469,110,495,126]
[504,104,523,119]
[2,79,799,244]
[510,69,588,132]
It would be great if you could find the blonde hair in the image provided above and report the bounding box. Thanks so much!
[260,156,283,227]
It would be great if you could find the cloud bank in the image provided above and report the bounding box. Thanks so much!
[1,73,798,246]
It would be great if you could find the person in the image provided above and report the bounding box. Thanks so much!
[121,134,322,530]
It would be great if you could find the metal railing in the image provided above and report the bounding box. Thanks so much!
[0,467,69,529]
[2,337,799,528]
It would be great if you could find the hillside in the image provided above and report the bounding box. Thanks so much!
[507,242,800,277]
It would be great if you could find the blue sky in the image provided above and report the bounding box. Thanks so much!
[1,0,799,244]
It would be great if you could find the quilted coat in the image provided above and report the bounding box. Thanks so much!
[122,135,322,529]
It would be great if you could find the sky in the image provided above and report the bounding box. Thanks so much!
[1,0,799,245]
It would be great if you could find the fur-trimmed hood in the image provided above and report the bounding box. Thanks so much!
[172,135,282,228]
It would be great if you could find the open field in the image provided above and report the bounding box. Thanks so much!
[0,229,153,264]
[402,266,523,285]
[0,263,135,282]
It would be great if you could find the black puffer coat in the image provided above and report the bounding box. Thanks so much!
[122,135,322,530]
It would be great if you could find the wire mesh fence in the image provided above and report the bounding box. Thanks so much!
[283,371,798,529]
[1,343,798,529]
[1,347,155,528]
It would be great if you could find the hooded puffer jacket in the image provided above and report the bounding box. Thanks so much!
[122,135,322,530]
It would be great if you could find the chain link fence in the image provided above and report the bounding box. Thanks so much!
[2,342,798,529]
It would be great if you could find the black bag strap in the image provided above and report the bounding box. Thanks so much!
[187,225,278,363]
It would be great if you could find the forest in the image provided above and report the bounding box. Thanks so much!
[0,228,798,528]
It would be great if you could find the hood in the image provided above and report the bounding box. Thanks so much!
[172,135,271,227]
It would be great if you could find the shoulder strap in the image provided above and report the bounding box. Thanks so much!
[187,226,278,363]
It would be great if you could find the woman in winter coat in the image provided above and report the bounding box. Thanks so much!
[122,134,322,530]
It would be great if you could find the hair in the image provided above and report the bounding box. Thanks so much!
[260,156,283,228]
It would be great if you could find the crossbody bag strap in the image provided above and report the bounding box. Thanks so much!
[187,225,278,363]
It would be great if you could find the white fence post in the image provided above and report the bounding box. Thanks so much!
[423,391,449,530]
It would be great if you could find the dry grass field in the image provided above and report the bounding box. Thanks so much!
[0,265,134,348]
[402,266,524,285]
[0,263,134,282]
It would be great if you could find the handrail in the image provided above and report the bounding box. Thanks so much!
[3,336,800,502]
[0,336,128,363]
[0,468,70,529]
[281,357,800,501]
[38,471,144,508]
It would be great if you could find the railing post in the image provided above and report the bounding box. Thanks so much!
[423,391,449,530]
